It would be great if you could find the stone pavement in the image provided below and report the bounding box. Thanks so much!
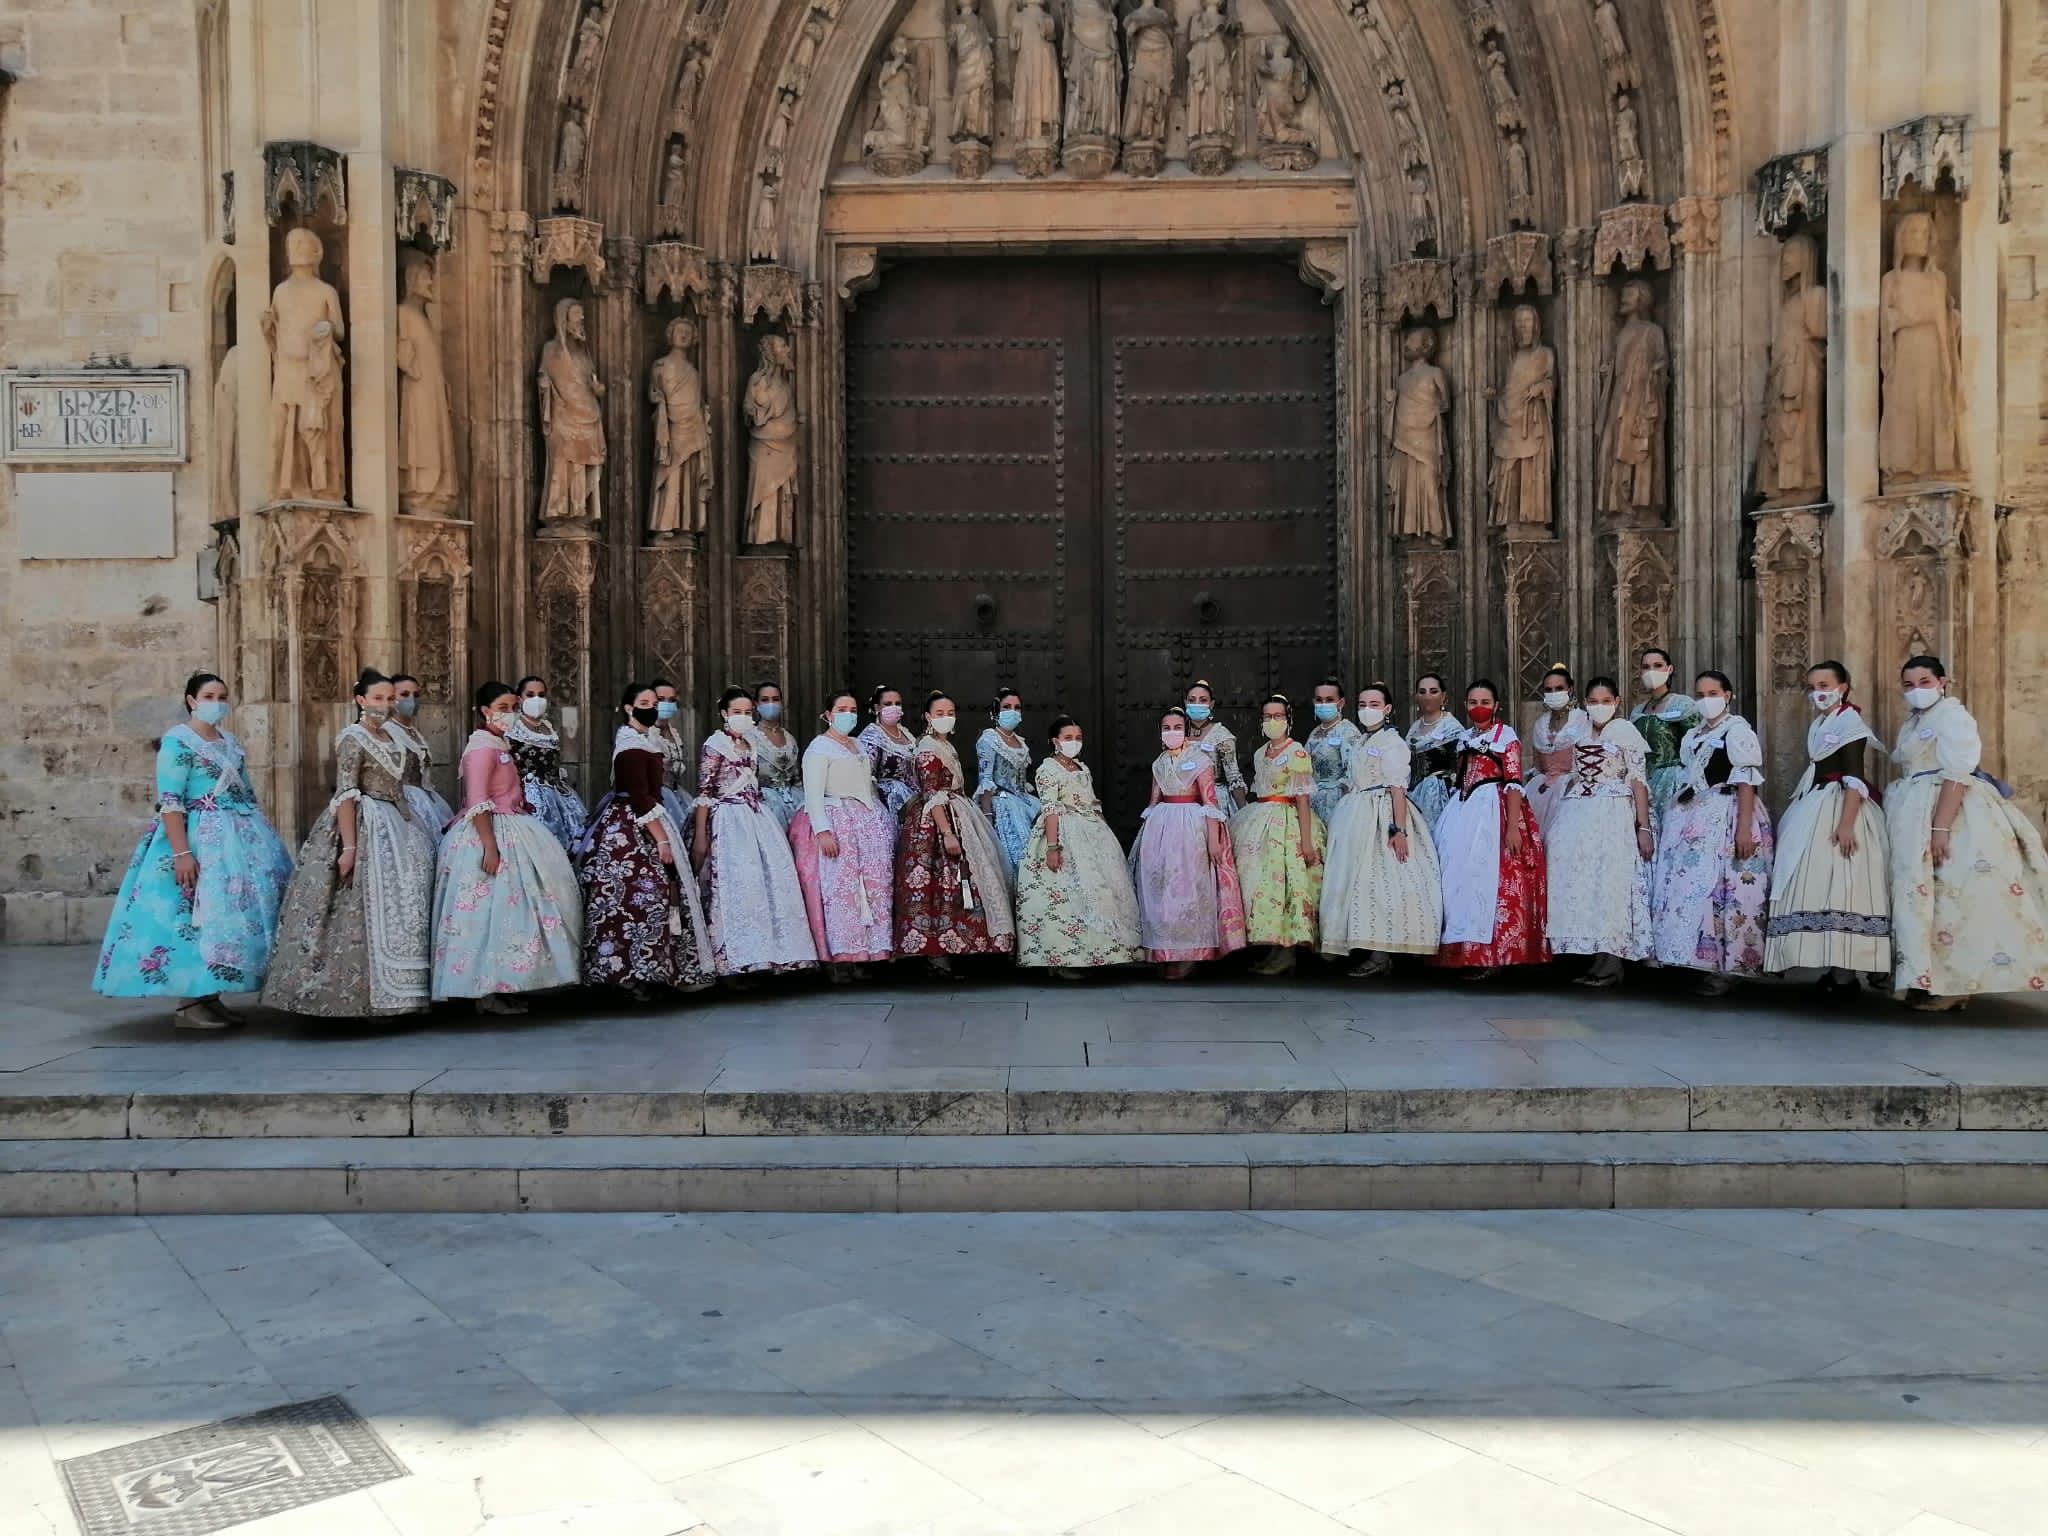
[4,1207,2047,1535]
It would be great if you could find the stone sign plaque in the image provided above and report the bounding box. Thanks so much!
[2,368,188,464]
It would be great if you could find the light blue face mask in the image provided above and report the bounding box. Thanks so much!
[997,708,1023,731]
[1313,702,1339,722]
[1186,702,1213,722]
[656,700,679,721]
[757,702,782,721]
[830,710,859,735]
[193,699,231,726]
[394,696,420,719]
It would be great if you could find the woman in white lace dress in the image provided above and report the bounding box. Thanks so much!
[1886,655,2048,1009]
[1544,677,1655,985]
[690,687,818,980]
[1319,684,1442,976]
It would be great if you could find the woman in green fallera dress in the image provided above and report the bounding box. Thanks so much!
[1630,645,1700,827]
[1014,716,1142,977]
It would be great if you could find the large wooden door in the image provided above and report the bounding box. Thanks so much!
[846,255,1338,827]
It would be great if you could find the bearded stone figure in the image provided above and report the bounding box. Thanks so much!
[1489,304,1555,529]
[1387,327,1451,543]
[1596,280,1668,521]
[1878,210,1966,491]
[1758,233,1827,506]
[745,334,799,547]
[537,298,605,526]
[396,250,458,515]
[1009,0,1062,178]
[648,316,710,540]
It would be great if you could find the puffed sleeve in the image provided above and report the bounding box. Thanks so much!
[1377,732,1413,789]
[1282,744,1315,795]
[331,733,366,803]
[618,748,663,818]
[803,740,830,827]
[1934,701,1983,784]
[1725,718,1766,787]
[1612,720,1650,783]
[458,745,497,819]
[1498,730,1525,781]
[154,734,190,812]
[1033,757,1064,802]
[976,730,999,790]
[857,724,885,775]
[693,739,728,810]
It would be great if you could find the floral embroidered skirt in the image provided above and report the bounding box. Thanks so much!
[1431,786,1549,970]
[1128,801,1247,963]
[1229,801,1326,949]
[699,799,818,975]
[95,807,293,999]
[1765,782,1891,975]
[1015,812,1142,969]
[264,797,435,1016]
[1885,775,2048,996]
[1319,788,1442,958]
[431,811,583,999]
[1650,790,1775,976]
[895,793,1015,958]
[577,801,710,990]
[1544,795,1653,960]
[789,800,896,964]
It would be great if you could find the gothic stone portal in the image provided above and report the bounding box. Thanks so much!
[845,255,1340,827]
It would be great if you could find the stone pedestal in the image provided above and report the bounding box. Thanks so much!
[736,552,793,688]
[1872,487,1976,746]
[1497,534,1568,706]
[1751,504,1831,802]
[639,538,702,758]
[396,515,473,802]
[531,531,603,798]
[1399,542,1458,681]
[1604,524,1678,678]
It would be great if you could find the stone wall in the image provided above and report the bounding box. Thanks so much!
[0,1,215,940]
[2002,0,2048,817]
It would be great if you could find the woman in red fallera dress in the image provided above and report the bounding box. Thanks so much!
[1429,679,1550,977]
[892,690,1016,972]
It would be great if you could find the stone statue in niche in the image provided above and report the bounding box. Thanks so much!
[396,249,458,515]
[1186,0,1239,176]
[211,345,239,526]
[1488,303,1555,529]
[1878,210,1967,491]
[1009,0,1062,179]
[1481,38,1521,132]
[790,16,825,93]
[565,4,605,102]
[1257,37,1318,172]
[1590,0,1637,91]
[1122,1,1175,177]
[673,45,708,126]
[1595,280,1668,521]
[1613,91,1647,200]
[537,297,606,526]
[1062,0,1123,179]
[1387,327,1451,543]
[745,334,799,547]
[949,0,995,179]
[552,108,587,211]
[863,37,930,177]
[1385,82,1425,170]
[660,141,689,208]
[261,226,347,504]
[750,178,780,262]
[1503,129,1535,228]
[1758,233,1827,506]
[648,315,710,540]
[1406,166,1437,253]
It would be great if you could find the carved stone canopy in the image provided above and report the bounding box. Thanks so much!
[1592,202,1672,274]
[1382,257,1454,323]
[1882,114,1971,200]
[644,241,712,310]
[1755,148,1828,237]
[1876,488,1976,560]
[530,215,607,287]
[1481,231,1552,297]
[395,168,459,252]
[264,141,348,226]
[742,263,805,327]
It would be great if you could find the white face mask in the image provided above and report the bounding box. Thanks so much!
[520,695,548,719]
[1904,685,1942,712]
[1359,706,1386,730]
[1541,691,1571,711]
[1641,668,1671,691]
[927,715,956,736]
[1696,694,1729,721]
[1057,739,1084,759]
[725,713,755,734]
[488,710,516,734]
[1810,688,1842,711]
[1587,702,1618,726]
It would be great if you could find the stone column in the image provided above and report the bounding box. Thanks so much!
[1668,194,1728,680]
[1555,225,1601,678]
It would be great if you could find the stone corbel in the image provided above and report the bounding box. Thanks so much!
[1668,195,1720,258]
[1591,202,1672,274]
[1381,258,1454,324]
[602,236,643,296]
[742,263,805,328]
[396,168,459,252]
[263,141,348,225]
[1754,149,1827,237]
[1297,240,1347,304]
[1882,115,1971,200]
[530,215,607,286]
[644,241,712,310]
[836,245,882,306]
[1480,231,1552,299]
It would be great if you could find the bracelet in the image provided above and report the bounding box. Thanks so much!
[173,850,195,861]
[1932,826,1952,833]
[340,842,357,852]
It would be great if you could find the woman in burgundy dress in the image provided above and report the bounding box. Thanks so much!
[893,690,1015,973]
[577,682,712,997]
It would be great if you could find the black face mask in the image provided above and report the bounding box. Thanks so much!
[630,706,660,727]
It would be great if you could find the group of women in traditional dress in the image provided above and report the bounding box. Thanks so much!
[94,649,2048,1025]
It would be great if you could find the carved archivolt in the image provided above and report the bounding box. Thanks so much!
[1882,114,1971,200]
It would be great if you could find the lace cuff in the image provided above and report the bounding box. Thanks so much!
[1726,765,1764,788]
[633,806,667,828]
[457,801,495,823]
[331,787,364,805]
[1839,774,1870,798]
[157,794,189,813]
[691,793,718,812]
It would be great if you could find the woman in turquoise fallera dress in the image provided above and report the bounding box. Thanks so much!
[975,690,1042,883]
[93,672,295,1029]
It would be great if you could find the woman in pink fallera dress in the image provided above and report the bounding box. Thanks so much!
[1128,706,1248,979]
[788,690,897,980]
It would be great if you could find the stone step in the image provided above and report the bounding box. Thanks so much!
[3,1131,2045,1215]
[4,1066,2042,1139]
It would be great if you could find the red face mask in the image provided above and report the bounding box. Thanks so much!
[1468,703,1496,726]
